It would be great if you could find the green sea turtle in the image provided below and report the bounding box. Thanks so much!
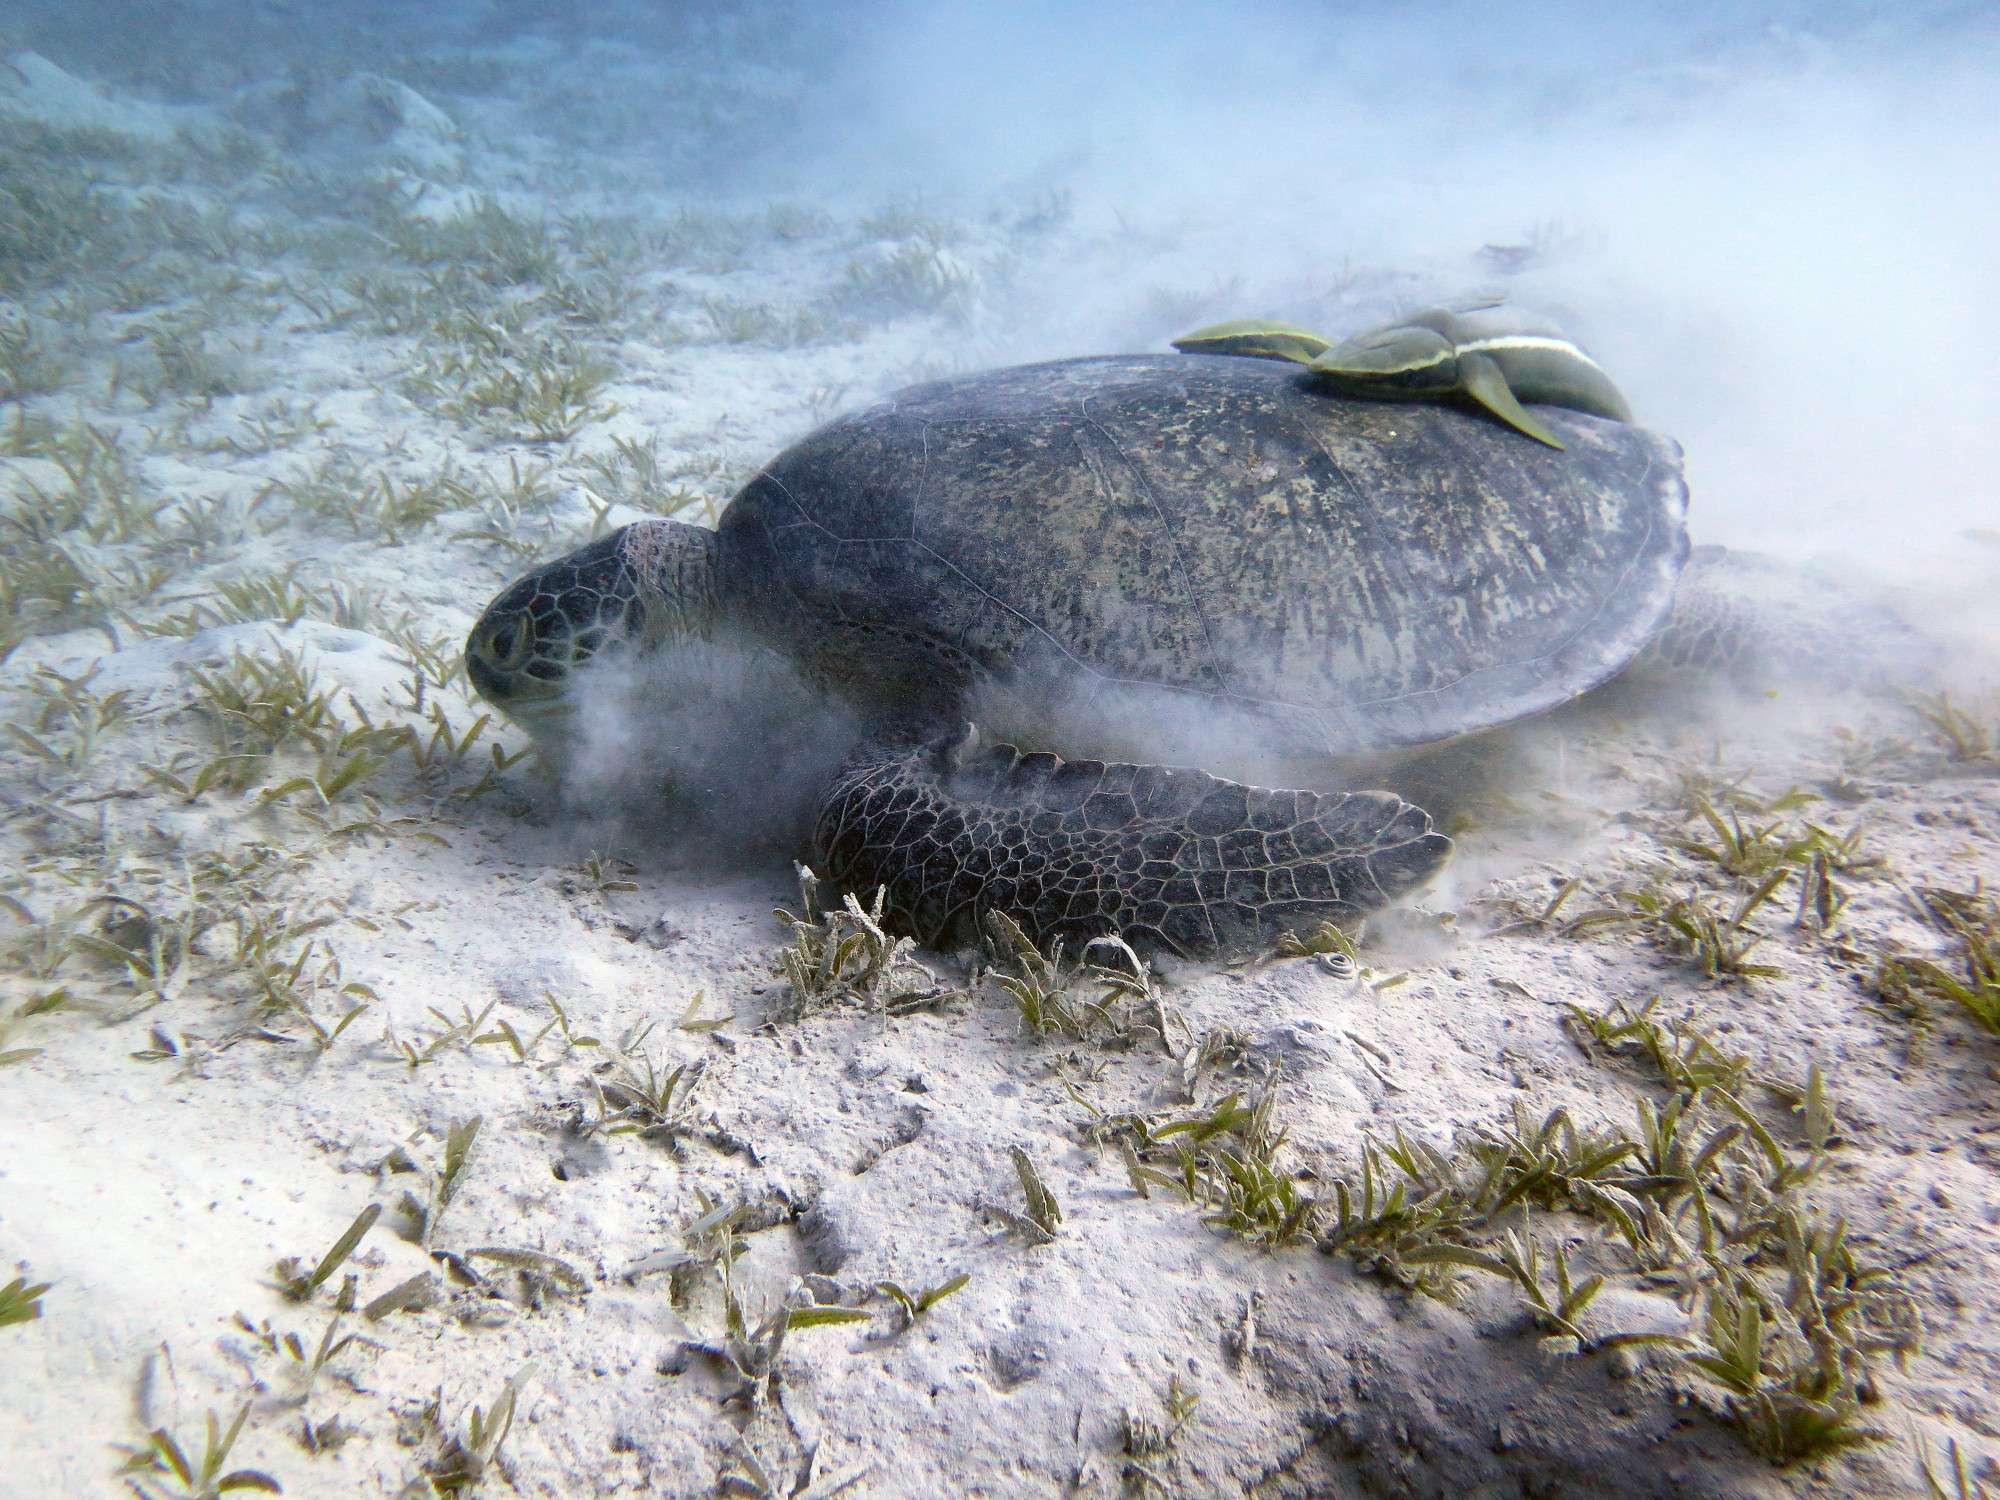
[466,353,1703,958]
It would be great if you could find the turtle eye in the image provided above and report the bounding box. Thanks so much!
[484,619,533,670]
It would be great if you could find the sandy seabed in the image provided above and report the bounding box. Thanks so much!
[1,39,1998,1500]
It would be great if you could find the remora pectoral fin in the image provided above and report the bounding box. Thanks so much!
[1458,351,1566,449]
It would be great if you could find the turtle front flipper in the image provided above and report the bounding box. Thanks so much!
[812,730,1451,959]
[1456,350,1566,449]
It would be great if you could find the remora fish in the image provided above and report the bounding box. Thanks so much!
[1169,318,1331,364]
[1306,305,1632,449]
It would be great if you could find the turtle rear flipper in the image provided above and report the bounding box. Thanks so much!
[1625,546,1941,694]
[812,731,1452,959]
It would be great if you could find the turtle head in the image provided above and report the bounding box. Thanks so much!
[465,520,719,734]
[1308,322,1459,396]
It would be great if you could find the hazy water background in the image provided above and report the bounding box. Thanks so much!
[8,0,1998,571]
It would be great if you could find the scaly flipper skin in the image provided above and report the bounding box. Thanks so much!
[813,730,1452,958]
